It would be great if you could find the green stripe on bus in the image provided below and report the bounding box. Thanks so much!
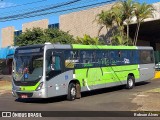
[20,82,40,91]
[74,65,139,87]
[72,44,137,50]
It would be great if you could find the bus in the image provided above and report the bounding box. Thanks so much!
[12,43,155,101]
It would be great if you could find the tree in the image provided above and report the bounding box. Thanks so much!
[133,2,154,45]
[117,0,135,44]
[96,0,133,45]
[96,0,154,46]
[15,27,75,46]
[75,34,104,45]
[96,10,114,36]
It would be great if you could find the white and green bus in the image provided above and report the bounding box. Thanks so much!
[12,43,155,100]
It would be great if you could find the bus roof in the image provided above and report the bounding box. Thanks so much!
[16,44,153,50]
[71,44,136,49]
[71,44,153,50]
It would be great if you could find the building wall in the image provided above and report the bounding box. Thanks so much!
[145,2,160,22]
[156,43,160,51]
[60,2,160,38]
[60,3,114,38]
[136,40,150,46]
[22,19,49,32]
[1,26,15,48]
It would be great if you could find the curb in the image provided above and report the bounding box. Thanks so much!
[154,71,160,79]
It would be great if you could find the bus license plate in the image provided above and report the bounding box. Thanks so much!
[21,94,28,98]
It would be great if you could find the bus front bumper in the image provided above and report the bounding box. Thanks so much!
[12,89,46,98]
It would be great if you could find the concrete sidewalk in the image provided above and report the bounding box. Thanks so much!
[0,75,11,81]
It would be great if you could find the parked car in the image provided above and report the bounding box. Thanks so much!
[155,62,160,70]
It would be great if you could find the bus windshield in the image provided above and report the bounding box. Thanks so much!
[13,55,43,81]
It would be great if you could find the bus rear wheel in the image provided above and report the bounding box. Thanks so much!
[126,75,135,89]
[67,83,76,101]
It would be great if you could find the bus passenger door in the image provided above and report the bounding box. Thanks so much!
[45,50,65,97]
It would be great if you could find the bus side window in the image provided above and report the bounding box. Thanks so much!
[46,50,61,72]
[133,50,139,64]
[110,50,119,65]
[65,50,77,69]
[140,50,154,64]
[121,50,130,65]
[50,56,61,70]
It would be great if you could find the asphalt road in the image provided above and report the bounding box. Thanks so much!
[0,79,160,120]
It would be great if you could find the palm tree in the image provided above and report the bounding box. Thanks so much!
[96,0,135,45]
[111,4,125,37]
[118,0,135,45]
[76,34,102,45]
[133,2,154,45]
[96,10,114,37]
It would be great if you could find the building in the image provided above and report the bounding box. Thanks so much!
[0,19,59,74]
[60,2,160,51]
[1,19,59,48]
[1,2,160,74]
[1,2,160,50]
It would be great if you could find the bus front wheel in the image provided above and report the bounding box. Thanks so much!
[67,83,76,101]
[126,75,135,89]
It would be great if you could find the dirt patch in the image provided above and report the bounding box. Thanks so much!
[132,89,160,111]
[0,80,11,95]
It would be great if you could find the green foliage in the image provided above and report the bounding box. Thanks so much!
[96,0,154,46]
[15,28,75,46]
[75,34,104,45]
[96,10,114,27]
[95,10,114,36]
[133,2,154,45]
[111,32,133,46]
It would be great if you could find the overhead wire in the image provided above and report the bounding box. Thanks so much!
[0,0,82,18]
[0,0,99,16]
[0,0,48,9]
[0,0,111,16]
[0,0,116,22]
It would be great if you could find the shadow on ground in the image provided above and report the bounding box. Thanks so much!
[15,81,150,104]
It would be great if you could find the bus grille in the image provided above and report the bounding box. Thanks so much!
[16,92,33,98]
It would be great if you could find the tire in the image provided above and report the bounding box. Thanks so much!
[126,75,135,89]
[76,83,81,99]
[67,83,76,101]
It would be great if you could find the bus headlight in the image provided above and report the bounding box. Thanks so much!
[36,82,43,91]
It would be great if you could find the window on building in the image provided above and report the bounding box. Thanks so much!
[14,30,22,36]
[48,23,59,29]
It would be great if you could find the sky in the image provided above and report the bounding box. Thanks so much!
[0,0,159,47]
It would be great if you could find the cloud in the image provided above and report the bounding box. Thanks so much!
[0,2,15,8]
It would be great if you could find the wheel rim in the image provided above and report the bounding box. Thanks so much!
[71,87,76,97]
[128,78,133,87]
